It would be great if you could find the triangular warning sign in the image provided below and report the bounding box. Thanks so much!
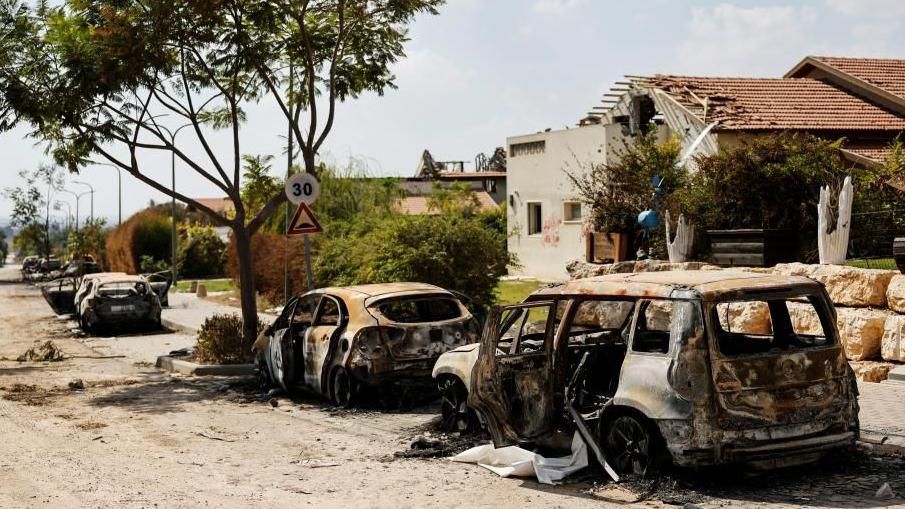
[287,202,323,235]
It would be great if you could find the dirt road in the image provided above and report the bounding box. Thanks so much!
[1,266,904,508]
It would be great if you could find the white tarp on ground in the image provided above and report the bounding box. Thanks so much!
[451,432,588,485]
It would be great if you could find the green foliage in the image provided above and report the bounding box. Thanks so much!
[12,222,46,257]
[427,182,482,216]
[315,213,513,307]
[65,217,107,263]
[196,313,265,365]
[139,255,170,274]
[567,131,684,233]
[0,229,7,266]
[312,161,402,230]
[178,224,226,278]
[240,155,281,231]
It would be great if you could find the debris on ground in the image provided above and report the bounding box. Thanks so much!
[75,421,108,431]
[269,398,279,408]
[16,341,65,362]
[876,482,895,499]
[0,383,67,406]
[68,379,85,391]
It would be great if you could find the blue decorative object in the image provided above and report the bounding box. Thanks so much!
[638,209,659,230]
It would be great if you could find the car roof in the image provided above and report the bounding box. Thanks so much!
[534,270,821,301]
[95,275,147,284]
[307,282,452,301]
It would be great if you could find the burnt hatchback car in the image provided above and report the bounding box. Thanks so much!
[78,275,163,332]
[434,271,859,475]
[254,283,479,406]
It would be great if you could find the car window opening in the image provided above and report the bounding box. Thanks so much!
[713,295,832,357]
[377,297,462,324]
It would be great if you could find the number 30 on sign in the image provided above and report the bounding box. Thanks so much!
[284,172,321,205]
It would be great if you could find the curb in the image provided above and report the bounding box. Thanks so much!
[161,317,197,336]
[888,365,905,383]
[156,355,255,377]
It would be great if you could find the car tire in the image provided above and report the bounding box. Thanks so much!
[438,377,477,434]
[601,414,665,477]
[331,368,355,408]
[255,354,272,393]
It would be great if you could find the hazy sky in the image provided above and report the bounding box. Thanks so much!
[2,0,904,224]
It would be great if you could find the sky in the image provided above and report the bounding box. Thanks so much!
[3,0,905,225]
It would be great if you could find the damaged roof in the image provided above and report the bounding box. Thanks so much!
[311,282,452,300]
[536,270,821,301]
[648,75,905,131]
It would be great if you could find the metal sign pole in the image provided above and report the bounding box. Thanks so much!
[284,61,294,306]
[303,234,314,292]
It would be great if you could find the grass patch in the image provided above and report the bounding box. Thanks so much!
[845,258,898,271]
[173,278,233,293]
[495,279,544,305]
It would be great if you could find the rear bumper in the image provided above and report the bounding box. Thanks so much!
[675,431,856,467]
[349,354,437,388]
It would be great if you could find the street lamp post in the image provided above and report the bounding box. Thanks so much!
[158,123,193,286]
[93,163,122,226]
[71,180,95,223]
[55,200,73,231]
[60,189,89,230]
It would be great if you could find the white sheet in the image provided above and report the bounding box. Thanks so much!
[451,432,588,485]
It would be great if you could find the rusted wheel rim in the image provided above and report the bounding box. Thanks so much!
[439,379,471,433]
[332,369,353,408]
[605,416,651,476]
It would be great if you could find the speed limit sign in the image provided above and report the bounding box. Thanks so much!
[285,172,320,205]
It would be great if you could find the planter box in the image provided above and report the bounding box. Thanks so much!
[586,232,631,263]
[707,229,796,267]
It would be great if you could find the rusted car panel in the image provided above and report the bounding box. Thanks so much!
[453,271,858,474]
[254,283,478,405]
[39,278,79,315]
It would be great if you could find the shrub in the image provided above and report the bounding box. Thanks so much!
[315,212,513,307]
[178,224,226,278]
[106,206,173,273]
[196,313,265,364]
[226,232,311,306]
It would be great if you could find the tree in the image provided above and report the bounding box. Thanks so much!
[0,229,8,265]
[3,165,63,257]
[0,0,442,342]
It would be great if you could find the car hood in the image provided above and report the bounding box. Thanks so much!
[445,342,479,354]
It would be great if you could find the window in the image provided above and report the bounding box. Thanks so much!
[713,295,833,357]
[527,202,542,235]
[632,300,674,354]
[292,295,319,325]
[565,299,634,345]
[377,298,462,323]
[496,303,553,356]
[510,140,545,157]
[563,201,583,222]
[314,296,341,326]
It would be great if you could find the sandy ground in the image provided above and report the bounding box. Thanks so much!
[2,266,904,508]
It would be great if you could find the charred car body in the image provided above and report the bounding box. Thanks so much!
[434,271,859,474]
[77,274,162,332]
[254,283,479,406]
[41,271,170,316]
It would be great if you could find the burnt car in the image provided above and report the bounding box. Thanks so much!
[77,274,162,332]
[433,271,859,474]
[253,283,479,406]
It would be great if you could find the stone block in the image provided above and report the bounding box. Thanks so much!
[881,314,905,362]
[772,263,895,307]
[885,275,905,314]
[788,303,889,361]
[849,360,895,383]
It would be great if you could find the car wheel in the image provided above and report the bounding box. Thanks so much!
[602,414,662,476]
[331,368,355,408]
[255,354,272,393]
[439,377,477,434]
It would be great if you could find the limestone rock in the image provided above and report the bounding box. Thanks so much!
[849,360,895,383]
[772,263,895,307]
[565,260,634,280]
[885,275,905,313]
[881,314,905,362]
[573,300,635,329]
[716,301,772,334]
[787,303,889,361]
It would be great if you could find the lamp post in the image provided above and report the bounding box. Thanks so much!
[93,163,122,226]
[60,189,89,230]
[158,123,193,285]
[71,180,95,223]
[55,200,73,231]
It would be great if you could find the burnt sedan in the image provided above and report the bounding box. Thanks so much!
[253,283,479,406]
[78,275,162,332]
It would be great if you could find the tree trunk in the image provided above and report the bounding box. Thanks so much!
[233,225,259,345]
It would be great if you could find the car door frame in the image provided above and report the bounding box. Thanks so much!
[301,294,349,396]
[468,299,560,446]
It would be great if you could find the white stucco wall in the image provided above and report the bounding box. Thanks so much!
[506,124,611,281]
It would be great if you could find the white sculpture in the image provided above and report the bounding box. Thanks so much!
[818,176,853,265]
[665,210,695,263]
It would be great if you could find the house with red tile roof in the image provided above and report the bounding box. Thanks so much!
[583,56,905,168]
